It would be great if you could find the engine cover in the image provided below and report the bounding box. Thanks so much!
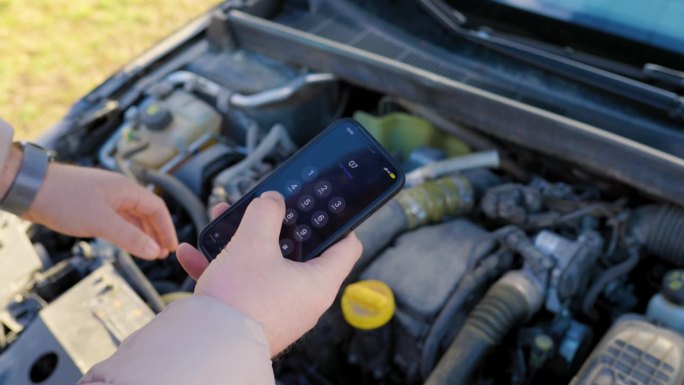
[359,218,496,379]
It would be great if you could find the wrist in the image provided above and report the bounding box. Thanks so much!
[0,143,52,216]
[0,146,23,198]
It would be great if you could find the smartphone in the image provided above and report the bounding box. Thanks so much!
[198,118,405,262]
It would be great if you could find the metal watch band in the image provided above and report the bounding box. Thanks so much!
[0,142,50,216]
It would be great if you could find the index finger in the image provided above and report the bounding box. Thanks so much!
[126,185,179,251]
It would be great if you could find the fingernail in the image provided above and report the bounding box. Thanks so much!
[144,241,160,258]
[260,191,283,201]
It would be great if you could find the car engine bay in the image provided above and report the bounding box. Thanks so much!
[3,1,684,384]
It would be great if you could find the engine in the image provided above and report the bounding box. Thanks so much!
[3,2,684,385]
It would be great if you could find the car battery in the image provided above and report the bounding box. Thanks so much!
[0,264,154,385]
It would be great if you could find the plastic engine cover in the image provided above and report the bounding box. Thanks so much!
[359,219,495,378]
[361,219,495,320]
[571,315,684,385]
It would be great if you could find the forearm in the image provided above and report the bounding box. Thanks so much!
[78,296,275,385]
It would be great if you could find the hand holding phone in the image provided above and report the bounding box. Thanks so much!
[177,193,364,355]
[199,118,405,262]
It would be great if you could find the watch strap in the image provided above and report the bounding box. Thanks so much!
[0,142,50,216]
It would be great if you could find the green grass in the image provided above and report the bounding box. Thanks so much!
[0,0,218,140]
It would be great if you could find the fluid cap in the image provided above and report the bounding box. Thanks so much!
[139,98,172,131]
[662,270,684,306]
[530,334,554,368]
[341,280,395,330]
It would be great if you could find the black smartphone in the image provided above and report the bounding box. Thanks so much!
[198,118,405,262]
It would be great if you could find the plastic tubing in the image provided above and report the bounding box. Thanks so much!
[405,151,500,187]
[212,124,296,202]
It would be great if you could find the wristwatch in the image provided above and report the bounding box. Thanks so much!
[0,142,52,216]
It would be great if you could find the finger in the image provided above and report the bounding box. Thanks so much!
[148,205,179,252]
[306,232,363,284]
[120,211,144,231]
[233,191,285,248]
[141,219,161,256]
[122,210,168,259]
[211,202,230,220]
[142,217,169,259]
[102,212,161,260]
[123,185,179,251]
[176,242,210,281]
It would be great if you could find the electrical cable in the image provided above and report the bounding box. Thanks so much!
[114,250,166,314]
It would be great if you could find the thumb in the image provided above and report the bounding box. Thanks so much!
[233,191,285,250]
[102,212,161,260]
[177,243,210,280]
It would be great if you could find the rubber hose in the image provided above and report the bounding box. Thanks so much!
[425,280,530,385]
[463,169,502,198]
[351,170,501,280]
[638,205,684,266]
[581,248,640,318]
[137,169,210,292]
[351,200,408,278]
[420,252,513,378]
[115,251,166,313]
[213,124,296,188]
[139,169,209,234]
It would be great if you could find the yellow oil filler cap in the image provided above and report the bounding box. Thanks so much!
[341,280,395,330]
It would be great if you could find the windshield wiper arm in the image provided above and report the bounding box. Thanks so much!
[417,0,684,121]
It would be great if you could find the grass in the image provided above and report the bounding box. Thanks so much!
[0,0,218,140]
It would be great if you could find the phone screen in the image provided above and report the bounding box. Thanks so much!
[199,119,404,262]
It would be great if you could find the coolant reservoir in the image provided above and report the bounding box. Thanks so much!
[647,269,684,334]
[116,90,221,169]
[341,280,395,330]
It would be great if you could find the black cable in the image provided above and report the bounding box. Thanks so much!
[137,169,209,233]
[136,169,210,292]
[420,251,512,378]
[581,248,640,318]
[114,250,166,313]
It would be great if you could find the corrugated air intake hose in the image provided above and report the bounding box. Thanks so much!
[425,271,539,385]
[633,205,684,266]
